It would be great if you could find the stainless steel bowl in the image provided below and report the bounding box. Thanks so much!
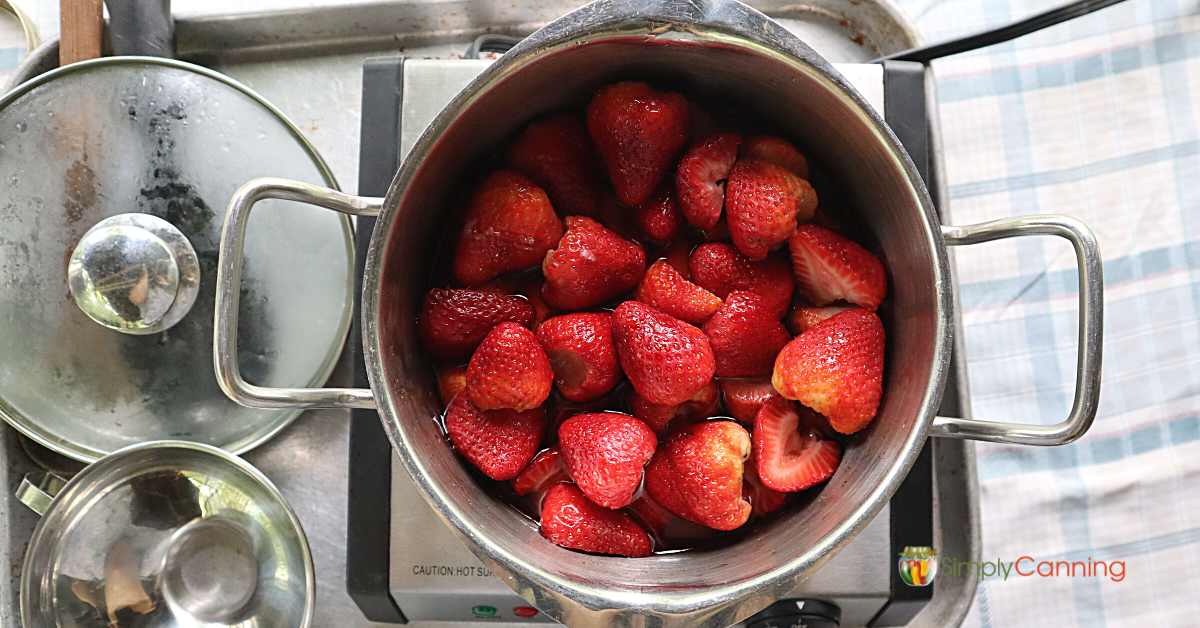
[212,0,1104,625]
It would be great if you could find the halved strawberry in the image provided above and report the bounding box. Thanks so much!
[702,290,791,377]
[465,322,553,411]
[419,288,535,361]
[788,224,887,309]
[611,301,716,406]
[444,395,545,481]
[512,448,569,497]
[675,132,741,230]
[743,453,790,516]
[628,379,719,434]
[719,378,780,425]
[644,420,752,531]
[540,483,652,557]
[452,170,563,286]
[772,308,885,434]
[536,313,622,403]
[633,185,681,244]
[436,364,468,404]
[507,112,605,217]
[752,397,840,492]
[586,81,690,206]
[634,260,722,325]
[786,304,852,335]
[741,135,809,179]
[725,158,818,260]
[542,216,646,310]
[688,243,793,318]
[559,412,656,509]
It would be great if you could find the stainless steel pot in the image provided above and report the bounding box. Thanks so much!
[212,0,1104,625]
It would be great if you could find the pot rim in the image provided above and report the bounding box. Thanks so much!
[361,0,952,622]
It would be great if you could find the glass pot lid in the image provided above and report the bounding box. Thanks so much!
[0,57,354,461]
[20,440,314,628]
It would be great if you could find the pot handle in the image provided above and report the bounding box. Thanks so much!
[17,472,67,516]
[931,214,1103,446]
[214,178,383,409]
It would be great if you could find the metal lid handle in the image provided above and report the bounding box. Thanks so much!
[932,215,1103,446]
[214,178,382,409]
[17,472,68,516]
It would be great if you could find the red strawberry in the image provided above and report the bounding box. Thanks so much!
[512,448,568,497]
[466,322,553,411]
[536,313,621,403]
[419,288,535,361]
[788,224,887,309]
[634,260,722,325]
[725,159,818,260]
[628,494,716,546]
[772,308,885,434]
[660,240,694,278]
[586,81,690,206]
[688,243,793,318]
[741,135,809,178]
[743,453,790,516]
[633,185,682,244]
[719,378,780,425]
[787,304,852,335]
[485,274,554,325]
[702,291,791,377]
[612,301,716,406]
[675,132,741,230]
[444,395,545,481]
[452,170,563,286]
[507,113,605,217]
[542,216,647,310]
[629,379,719,433]
[559,412,657,509]
[436,364,468,404]
[540,483,652,557]
[644,420,752,530]
[752,397,841,492]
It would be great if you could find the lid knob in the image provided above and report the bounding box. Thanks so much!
[67,213,200,335]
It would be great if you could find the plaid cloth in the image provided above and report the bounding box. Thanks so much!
[3,1,1198,626]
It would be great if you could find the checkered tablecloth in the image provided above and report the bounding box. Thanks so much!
[3,1,1199,626]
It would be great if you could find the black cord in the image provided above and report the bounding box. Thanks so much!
[874,0,1131,63]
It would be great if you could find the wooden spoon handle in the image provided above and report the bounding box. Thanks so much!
[59,0,103,65]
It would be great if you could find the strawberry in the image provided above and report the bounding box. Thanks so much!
[788,224,887,309]
[675,132,741,230]
[536,313,621,403]
[466,322,553,411]
[611,301,716,406]
[786,304,852,335]
[634,260,722,325]
[743,453,790,516]
[542,216,646,310]
[485,274,554,325]
[660,240,694,278]
[703,290,791,377]
[444,395,545,481]
[632,185,682,244]
[507,112,605,217]
[540,483,652,557]
[772,308,885,434]
[644,420,752,531]
[752,397,841,492]
[719,378,780,425]
[741,135,809,178]
[419,288,535,361]
[452,170,563,286]
[688,243,793,318]
[512,448,568,497]
[559,412,657,509]
[629,379,719,433]
[586,81,690,206]
[436,364,468,404]
[627,494,716,546]
[725,158,818,260]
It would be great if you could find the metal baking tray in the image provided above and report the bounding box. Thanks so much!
[1,2,978,626]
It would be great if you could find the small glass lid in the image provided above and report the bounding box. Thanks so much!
[0,57,354,461]
[21,441,314,628]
